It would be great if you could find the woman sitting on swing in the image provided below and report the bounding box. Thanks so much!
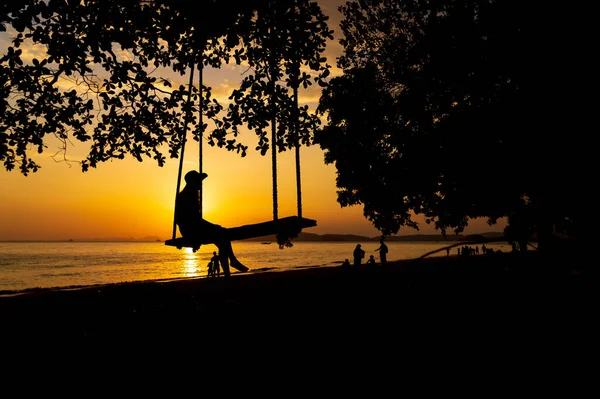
[175,170,246,277]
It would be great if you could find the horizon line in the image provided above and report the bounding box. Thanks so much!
[0,231,505,242]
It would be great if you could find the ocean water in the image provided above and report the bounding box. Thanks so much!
[0,240,513,293]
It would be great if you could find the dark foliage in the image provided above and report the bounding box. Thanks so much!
[0,0,331,174]
[315,0,586,248]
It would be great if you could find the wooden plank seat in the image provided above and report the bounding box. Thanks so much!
[164,216,317,250]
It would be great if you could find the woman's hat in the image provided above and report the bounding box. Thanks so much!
[184,170,208,184]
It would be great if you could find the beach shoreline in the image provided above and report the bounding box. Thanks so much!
[0,251,588,313]
[0,250,593,368]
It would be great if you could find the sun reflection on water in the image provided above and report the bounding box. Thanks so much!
[182,247,201,277]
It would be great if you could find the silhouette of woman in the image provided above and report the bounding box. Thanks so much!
[353,244,365,267]
[175,170,246,277]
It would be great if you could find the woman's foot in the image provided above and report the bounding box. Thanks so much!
[231,259,248,272]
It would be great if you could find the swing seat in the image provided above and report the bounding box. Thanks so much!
[164,216,317,249]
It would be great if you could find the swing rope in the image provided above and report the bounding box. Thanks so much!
[294,69,302,218]
[270,13,279,222]
[171,62,196,240]
[271,86,278,221]
[293,0,302,218]
[198,55,204,218]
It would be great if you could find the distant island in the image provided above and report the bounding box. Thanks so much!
[105,231,505,243]
[240,231,505,243]
[2,232,505,243]
[66,236,164,242]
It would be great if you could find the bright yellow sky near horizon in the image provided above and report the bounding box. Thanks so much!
[0,0,506,241]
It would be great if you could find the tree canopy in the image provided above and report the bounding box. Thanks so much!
[0,0,332,174]
[315,0,584,247]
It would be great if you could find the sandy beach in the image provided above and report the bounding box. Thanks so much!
[0,250,593,373]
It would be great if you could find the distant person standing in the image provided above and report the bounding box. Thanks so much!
[375,236,388,265]
[210,251,221,277]
[353,244,365,267]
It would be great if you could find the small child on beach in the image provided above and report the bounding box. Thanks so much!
[366,255,376,265]
[207,259,214,277]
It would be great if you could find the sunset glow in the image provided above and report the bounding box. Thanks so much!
[0,0,506,241]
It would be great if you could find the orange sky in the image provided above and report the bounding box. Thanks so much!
[0,1,506,241]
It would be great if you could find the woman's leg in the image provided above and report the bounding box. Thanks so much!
[216,242,231,278]
[213,227,245,276]
[219,239,247,274]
